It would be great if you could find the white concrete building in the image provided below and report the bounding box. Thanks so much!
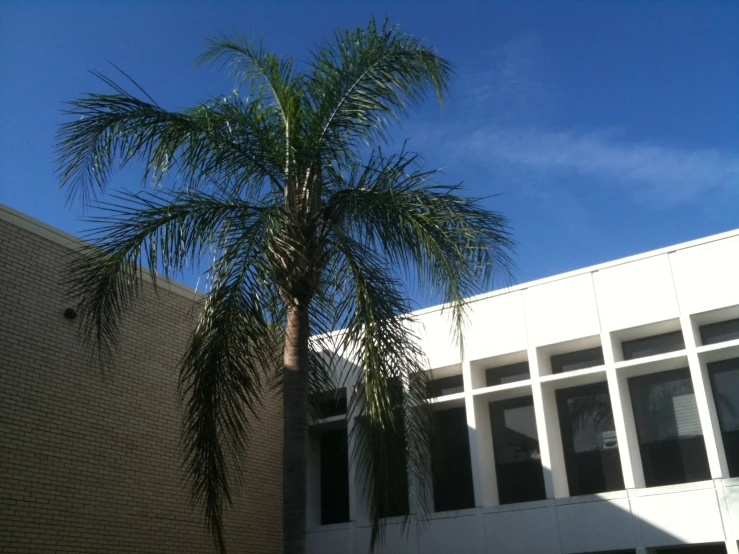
[307,228,739,554]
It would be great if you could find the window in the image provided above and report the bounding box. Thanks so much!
[431,407,475,512]
[629,368,710,487]
[361,376,409,519]
[427,374,464,398]
[489,396,546,504]
[551,347,604,374]
[486,361,530,387]
[318,428,350,524]
[708,357,739,476]
[700,318,739,346]
[312,388,347,419]
[556,382,624,495]
[621,331,685,361]
[376,439,409,518]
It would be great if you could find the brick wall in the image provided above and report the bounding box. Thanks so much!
[0,210,282,553]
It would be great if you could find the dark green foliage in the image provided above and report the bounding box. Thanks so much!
[56,17,514,553]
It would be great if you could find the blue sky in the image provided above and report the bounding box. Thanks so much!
[1,1,737,300]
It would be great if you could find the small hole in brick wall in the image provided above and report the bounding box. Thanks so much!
[63,308,77,320]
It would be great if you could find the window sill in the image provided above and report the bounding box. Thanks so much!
[306,521,352,533]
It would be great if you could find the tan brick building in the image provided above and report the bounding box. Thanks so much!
[0,204,282,553]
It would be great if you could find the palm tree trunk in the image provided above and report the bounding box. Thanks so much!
[282,304,311,554]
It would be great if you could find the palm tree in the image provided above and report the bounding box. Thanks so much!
[55,18,513,554]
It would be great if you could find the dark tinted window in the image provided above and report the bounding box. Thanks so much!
[551,347,604,374]
[486,362,530,387]
[431,407,475,512]
[363,377,409,519]
[621,331,685,361]
[313,389,347,419]
[556,382,624,495]
[700,318,739,346]
[489,396,546,504]
[629,368,710,487]
[319,428,350,524]
[708,357,739,476]
[427,374,464,398]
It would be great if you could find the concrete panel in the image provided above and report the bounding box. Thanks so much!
[465,291,528,362]
[306,527,351,553]
[483,507,560,554]
[418,514,484,554]
[523,274,600,347]
[635,488,725,547]
[594,255,679,331]
[353,522,416,554]
[722,482,739,538]
[557,499,635,553]
[417,309,462,370]
[670,237,739,315]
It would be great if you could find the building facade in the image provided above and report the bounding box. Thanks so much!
[307,228,739,554]
[3,202,739,554]
[0,205,282,553]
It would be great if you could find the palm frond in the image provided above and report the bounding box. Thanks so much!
[179,249,280,553]
[325,233,432,548]
[323,147,514,350]
[307,17,452,161]
[197,34,302,123]
[55,71,282,205]
[56,18,512,554]
[68,190,267,363]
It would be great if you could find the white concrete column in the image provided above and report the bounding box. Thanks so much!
[716,479,739,554]
[466,393,498,506]
[529,346,569,498]
[601,331,646,489]
[464,360,498,506]
[682,314,730,478]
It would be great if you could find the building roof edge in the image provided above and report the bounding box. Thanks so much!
[0,203,199,301]
[3,202,738,319]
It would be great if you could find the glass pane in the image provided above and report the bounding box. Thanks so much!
[355,377,410,518]
[489,396,546,504]
[312,389,347,419]
[431,407,475,512]
[629,368,710,487]
[708,357,739,476]
[621,331,685,360]
[427,374,464,398]
[700,318,739,346]
[556,382,624,495]
[319,428,350,524]
[551,347,605,374]
[486,361,530,387]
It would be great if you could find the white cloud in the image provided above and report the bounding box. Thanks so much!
[464,35,550,124]
[461,127,739,206]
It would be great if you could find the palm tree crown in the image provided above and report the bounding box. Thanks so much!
[56,17,514,554]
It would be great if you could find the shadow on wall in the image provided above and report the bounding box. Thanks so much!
[308,462,732,554]
[305,354,733,554]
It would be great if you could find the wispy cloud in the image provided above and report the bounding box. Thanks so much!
[459,128,739,206]
[463,35,551,124]
[412,35,739,213]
